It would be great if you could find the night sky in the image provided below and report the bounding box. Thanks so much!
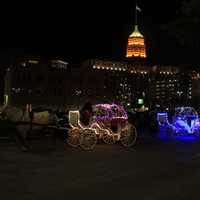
[0,0,197,65]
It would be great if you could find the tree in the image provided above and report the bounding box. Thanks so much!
[162,0,200,48]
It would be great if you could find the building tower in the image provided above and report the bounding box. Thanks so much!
[126,3,147,59]
[3,68,12,105]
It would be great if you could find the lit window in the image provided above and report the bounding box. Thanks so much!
[28,60,39,64]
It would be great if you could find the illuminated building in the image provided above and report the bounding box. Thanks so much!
[126,25,147,59]
[80,60,193,109]
[2,56,196,111]
[0,68,5,104]
[148,66,192,107]
[191,69,200,107]
[126,3,146,60]
[5,56,69,108]
[81,59,150,107]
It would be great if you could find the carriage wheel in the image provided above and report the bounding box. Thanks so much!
[79,129,97,150]
[67,128,81,147]
[120,123,137,147]
[102,133,116,144]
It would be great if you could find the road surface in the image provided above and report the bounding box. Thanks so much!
[1,134,200,200]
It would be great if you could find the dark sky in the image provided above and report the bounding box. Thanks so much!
[0,0,195,65]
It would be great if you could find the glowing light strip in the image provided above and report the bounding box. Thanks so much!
[68,110,112,136]
[157,112,170,126]
[68,109,124,140]
[94,103,128,120]
[90,122,112,136]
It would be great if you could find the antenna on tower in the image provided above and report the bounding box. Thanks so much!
[135,0,141,25]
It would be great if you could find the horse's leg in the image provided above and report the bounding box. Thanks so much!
[15,124,30,151]
[43,126,56,149]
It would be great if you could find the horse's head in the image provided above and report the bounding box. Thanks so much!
[1,106,24,122]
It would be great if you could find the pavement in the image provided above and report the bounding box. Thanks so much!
[1,131,200,200]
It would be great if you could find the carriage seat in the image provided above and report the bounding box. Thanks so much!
[157,112,170,127]
[68,111,91,129]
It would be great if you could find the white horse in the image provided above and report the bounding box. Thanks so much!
[1,105,58,140]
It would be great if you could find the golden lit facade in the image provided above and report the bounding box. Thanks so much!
[126,25,147,58]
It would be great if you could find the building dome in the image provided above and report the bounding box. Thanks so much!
[126,25,147,58]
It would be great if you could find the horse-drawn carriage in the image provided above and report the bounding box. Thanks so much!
[157,107,200,136]
[67,103,137,150]
[1,103,137,151]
